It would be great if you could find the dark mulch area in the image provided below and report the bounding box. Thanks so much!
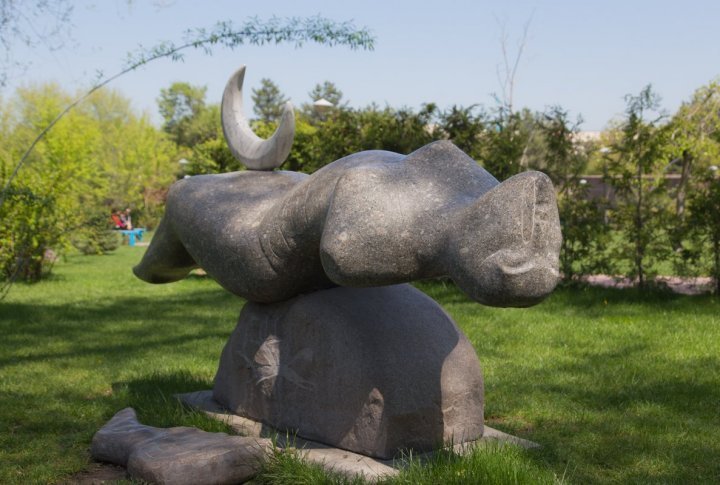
[59,463,127,484]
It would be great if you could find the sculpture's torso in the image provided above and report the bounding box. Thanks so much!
[136,141,560,306]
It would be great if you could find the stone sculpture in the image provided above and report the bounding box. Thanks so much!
[131,65,562,460]
[135,110,560,306]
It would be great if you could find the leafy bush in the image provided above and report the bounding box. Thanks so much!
[71,210,120,255]
[0,186,60,281]
[0,84,179,281]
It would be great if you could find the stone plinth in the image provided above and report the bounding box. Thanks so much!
[178,390,540,481]
[213,284,484,459]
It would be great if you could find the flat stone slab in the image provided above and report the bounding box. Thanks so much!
[91,407,270,484]
[177,390,539,481]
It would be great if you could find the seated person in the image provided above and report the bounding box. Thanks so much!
[120,208,133,230]
[111,210,126,230]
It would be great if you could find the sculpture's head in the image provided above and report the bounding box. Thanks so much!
[448,170,562,307]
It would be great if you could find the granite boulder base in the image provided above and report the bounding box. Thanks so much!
[213,284,484,460]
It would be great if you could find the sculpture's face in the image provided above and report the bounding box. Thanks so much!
[456,247,561,307]
[450,170,562,308]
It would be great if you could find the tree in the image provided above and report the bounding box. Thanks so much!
[97,110,179,229]
[0,84,103,282]
[251,78,289,123]
[663,81,720,220]
[493,15,532,115]
[1,15,375,209]
[302,81,347,123]
[0,15,375,299]
[0,85,179,287]
[604,85,669,287]
[188,136,242,175]
[308,81,345,107]
[264,104,440,174]
[437,105,485,160]
[537,106,608,280]
[356,103,439,154]
[476,15,541,181]
[156,81,239,175]
[686,168,720,294]
[664,81,720,289]
[305,108,364,169]
[158,82,220,148]
[253,115,318,173]
[478,107,538,181]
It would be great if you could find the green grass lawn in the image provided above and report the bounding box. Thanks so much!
[1,245,719,484]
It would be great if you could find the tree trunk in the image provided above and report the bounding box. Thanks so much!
[676,149,692,220]
[714,236,720,296]
[636,161,645,288]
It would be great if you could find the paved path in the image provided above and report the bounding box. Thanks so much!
[582,275,714,295]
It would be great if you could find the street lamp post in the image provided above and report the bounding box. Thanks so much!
[313,98,334,112]
[313,98,334,122]
[178,158,190,179]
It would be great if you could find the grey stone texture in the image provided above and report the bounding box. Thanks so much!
[90,407,269,484]
[134,140,561,307]
[222,66,295,171]
[212,284,484,460]
[132,116,562,463]
[179,390,540,482]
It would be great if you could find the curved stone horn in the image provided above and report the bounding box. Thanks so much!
[221,66,295,171]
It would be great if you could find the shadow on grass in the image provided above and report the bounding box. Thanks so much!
[0,283,238,469]
[488,342,720,483]
[5,274,719,483]
[112,370,229,432]
[0,288,242,367]
[419,279,719,319]
[0,370,229,451]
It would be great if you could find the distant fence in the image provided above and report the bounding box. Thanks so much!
[577,174,682,205]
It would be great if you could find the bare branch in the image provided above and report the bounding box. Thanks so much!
[493,12,533,114]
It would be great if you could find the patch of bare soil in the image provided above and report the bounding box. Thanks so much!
[59,463,128,484]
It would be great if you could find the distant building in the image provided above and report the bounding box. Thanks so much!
[574,131,603,143]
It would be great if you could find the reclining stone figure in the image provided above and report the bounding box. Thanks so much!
[134,142,560,306]
[134,67,561,307]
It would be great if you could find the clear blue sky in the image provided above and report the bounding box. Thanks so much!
[2,0,719,130]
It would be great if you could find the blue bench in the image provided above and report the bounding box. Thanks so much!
[120,228,145,246]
